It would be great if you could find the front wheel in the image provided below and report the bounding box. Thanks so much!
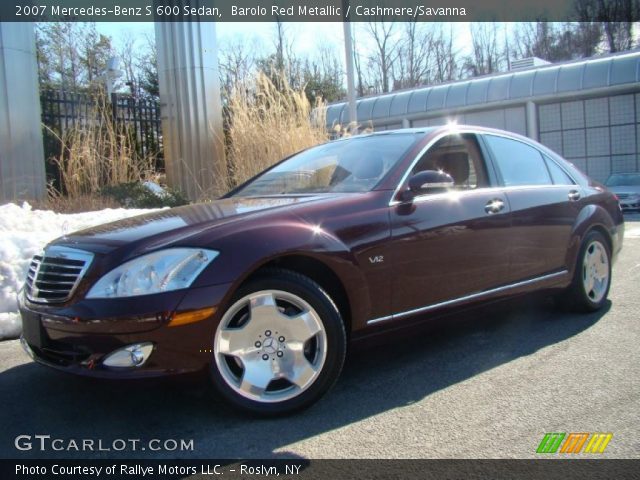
[560,231,612,312]
[210,269,346,416]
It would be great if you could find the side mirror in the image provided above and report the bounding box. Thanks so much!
[406,170,454,196]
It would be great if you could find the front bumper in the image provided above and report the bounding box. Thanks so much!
[18,283,233,378]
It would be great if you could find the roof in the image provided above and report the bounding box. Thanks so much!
[326,50,640,126]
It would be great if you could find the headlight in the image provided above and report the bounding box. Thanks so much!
[86,248,218,299]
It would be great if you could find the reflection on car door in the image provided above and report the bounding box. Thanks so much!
[387,133,512,318]
[482,134,581,283]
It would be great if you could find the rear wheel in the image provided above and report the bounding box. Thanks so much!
[560,231,611,312]
[210,269,346,416]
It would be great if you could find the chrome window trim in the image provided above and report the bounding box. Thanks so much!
[389,127,580,206]
[398,180,575,207]
[367,270,568,325]
[25,246,94,304]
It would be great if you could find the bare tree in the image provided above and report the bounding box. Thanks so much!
[363,22,400,93]
[464,22,507,77]
[351,31,366,96]
[218,36,258,94]
[254,20,306,91]
[430,24,460,83]
[394,21,435,89]
[303,44,345,103]
[574,0,638,52]
[118,32,138,96]
[512,22,602,62]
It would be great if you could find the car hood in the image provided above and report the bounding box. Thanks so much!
[52,195,327,255]
[608,186,640,195]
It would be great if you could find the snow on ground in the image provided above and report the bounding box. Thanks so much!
[0,202,157,340]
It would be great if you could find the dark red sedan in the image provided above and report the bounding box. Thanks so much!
[19,126,624,415]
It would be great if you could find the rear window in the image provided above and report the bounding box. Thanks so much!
[544,156,575,185]
[484,135,552,187]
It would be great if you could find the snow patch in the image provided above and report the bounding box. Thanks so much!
[0,202,157,340]
[142,181,167,197]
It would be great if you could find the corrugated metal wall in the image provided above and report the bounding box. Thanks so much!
[155,22,226,201]
[327,52,640,180]
[0,23,45,202]
[410,106,527,136]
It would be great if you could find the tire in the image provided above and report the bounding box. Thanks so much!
[560,230,612,313]
[210,269,346,416]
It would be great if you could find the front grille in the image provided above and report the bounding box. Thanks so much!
[25,247,94,304]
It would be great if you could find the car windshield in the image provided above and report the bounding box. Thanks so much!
[233,133,419,196]
[606,173,640,187]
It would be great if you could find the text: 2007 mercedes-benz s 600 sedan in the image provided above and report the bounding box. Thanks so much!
[19,126,624,415]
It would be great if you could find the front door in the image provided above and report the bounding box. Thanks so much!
[387,133,512,317]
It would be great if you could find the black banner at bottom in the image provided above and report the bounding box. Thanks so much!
[4,459,640,480]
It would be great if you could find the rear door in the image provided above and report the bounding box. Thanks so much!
[482,134,581,283]
[387,133,512,317]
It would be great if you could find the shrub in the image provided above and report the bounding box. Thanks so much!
[100,182,188,209]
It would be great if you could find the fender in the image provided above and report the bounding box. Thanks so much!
[567,203,619,279]
[191,220,374,330]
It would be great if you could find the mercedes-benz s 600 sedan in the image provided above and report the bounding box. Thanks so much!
[19,126,624,415]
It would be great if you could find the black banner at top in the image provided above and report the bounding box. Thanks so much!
[0,0,626,22]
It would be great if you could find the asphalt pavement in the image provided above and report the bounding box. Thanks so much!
[1,222,638,460]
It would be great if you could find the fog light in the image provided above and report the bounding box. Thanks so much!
[102,343,154,368]
[20,336,34,359]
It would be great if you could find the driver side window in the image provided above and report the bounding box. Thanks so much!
[412,133,489,190]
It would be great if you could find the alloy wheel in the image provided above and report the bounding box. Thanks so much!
[581,240,610,304]
[214,290,327,403]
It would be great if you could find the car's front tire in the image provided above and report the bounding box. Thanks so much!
[560,230,612,312]
[210,269,346,416]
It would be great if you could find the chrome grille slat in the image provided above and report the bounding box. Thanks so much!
[25,247,94,304]
[36,258,85,267]
[37,280,77,286]
[36,271,80,278]
[38,264,83,271]
[35,287,77,293]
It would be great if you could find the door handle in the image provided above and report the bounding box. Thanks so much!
[568,190,581,201]
[485,199,505,214]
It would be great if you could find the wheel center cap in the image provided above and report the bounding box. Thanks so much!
[262,337,278,354]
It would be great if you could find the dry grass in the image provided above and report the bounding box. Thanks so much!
[33,192,120,214]
[218,72,329,193]
[46,93,155,200]
[43,75,333,207]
